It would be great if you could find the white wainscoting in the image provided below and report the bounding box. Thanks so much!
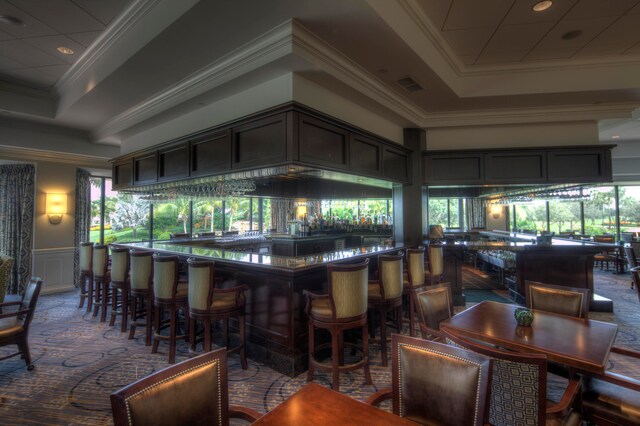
[32,247,76,295]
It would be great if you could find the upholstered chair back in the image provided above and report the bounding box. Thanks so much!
[0,256,14,303]
[392,335,491,426]
[378,254,403,300]
[428,245,444,276]
[110,248,129,283]
[153,255,179,300]
[416,283,453,332]
[20,278,43,333]
[188,259,214,311]
[79,242,93,273]
[625,246,638,270]
[92,245,109,278]
[328,259,369,319]
[406,248,425,288]
[129,251,153,291]
[445,331,547,426]
[111,350,228,426]
[525,281,590,319]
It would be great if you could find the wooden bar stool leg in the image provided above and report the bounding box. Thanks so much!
[152,306,161,354]
[307,322,315,383]
[380,307,388,367]
[87,276,94,312]
[169,305,176,364]
[331,330,340,392]
[100,280,109,322]
[204,318,212,352]
[109,286,118,327]
[93,280,101,317]
[121,290,129,333]
[145,297,153,346]
[239,314,248,370]
[222,318,228,348]
[189,318,196,350]
[362,324,372,385]
[408,292,416,337]
[128,295,137,340]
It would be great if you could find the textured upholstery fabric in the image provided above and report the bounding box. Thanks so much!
[528,285,585,318]
[130,255,152,291]
[0,256,13,303]
[79,244,92,272]
[125,359,222,426]
[368,283,382,299]
[93,246,109,277]
[331,268,368,318]
[110,251,128,282]
[188,266,210,311]
[398,342,486,425]
[153,260,177,299]
[428,246,444,276]
[310,297,332,318]
[582,376,640,425]
[210,292,244,310]
[176,282,188,299]
[0,317,22,338]
[379,257,403,299]
[407,251,425,288]
[416,286,451,332]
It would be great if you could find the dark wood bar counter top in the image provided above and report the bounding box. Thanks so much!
[116,240,403,376]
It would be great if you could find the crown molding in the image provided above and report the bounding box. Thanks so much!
[420,103,639,128]
[0,145,111,168]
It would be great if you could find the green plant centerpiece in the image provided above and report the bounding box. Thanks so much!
[514,307,535,327]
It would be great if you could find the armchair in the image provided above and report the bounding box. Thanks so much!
[0,277,43,370]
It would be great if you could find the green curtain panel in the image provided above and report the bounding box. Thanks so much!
[73,168,92,288]
[466,198,486,230]
[0,164,35,294]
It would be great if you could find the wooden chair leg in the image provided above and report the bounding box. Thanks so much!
[380,307,388,367]
[331,330,340,392]
[145,297,153,346]
[169,306,176,364]
[307,322,315,383]
[152,306,161,354]
[239,314,248,370]
[79,274,86,309]
[189,318,196,350]
[100,281,109,322]
[121,290,129,333]
[204,318,212,352]
[93,280,101,317]
[87,276,94,312]
[128,295,137,340]
[19,338,33,370]
[109,286,118,327]
[362,324,372,385]
[408,292,416,337]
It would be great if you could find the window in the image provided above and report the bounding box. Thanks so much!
[193,199,223,234]
[226,198,251,232]
[583,186,616,236]
[513,201,547,232]
[548,200,581,234]
[152,198,191,239]
[619,186,640,234]
[428,198,464,229]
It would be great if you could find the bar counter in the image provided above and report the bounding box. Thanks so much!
[115,240,403,376]
[438,231,615,311]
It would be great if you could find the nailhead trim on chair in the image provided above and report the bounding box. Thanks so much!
[396,342,484,422]
[124,359,221,426]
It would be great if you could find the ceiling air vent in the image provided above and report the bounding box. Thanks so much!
[396,76,423,92]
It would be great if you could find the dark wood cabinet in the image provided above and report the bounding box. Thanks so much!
[112,158,133,189]
[158,142,189,182]
[349,133,382,177]
[547,148,611,182]
[232,113,287,169]
[298,114,349,170]
[383,146,410,183]
[190,130,231,176]
[133,152,157,185]
[424,153,483,185]
[484,151,546,183]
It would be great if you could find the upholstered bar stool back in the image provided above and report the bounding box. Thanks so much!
[92,244,111,321]
[426,245,444,284]
[78,242,93,311]
[109,247,130,332]
[187,259,248,369]
[128,250,154,345]
[525,281,590,319]
[153,255,180,301]
[403,248,425,336]
[305,259,372,391]
[624,246,638,289]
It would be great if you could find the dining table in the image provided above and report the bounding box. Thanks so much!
[252,383,418,425]
[440,300,618,375]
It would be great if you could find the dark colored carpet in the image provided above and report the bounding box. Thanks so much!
[464,289,511,304]
[0,269,638,425]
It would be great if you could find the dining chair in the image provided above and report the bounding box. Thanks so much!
[111,349,260,426]
[0,277,43,370]
[444,329,581,426]
[624,246,638,289]
[366,334,491,426]
[304,258,372,392]
[525,280,590,319]
[415,282,453,341]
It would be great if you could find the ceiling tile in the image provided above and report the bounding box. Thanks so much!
[484,22,555,53]
[33,63,71,79]
[22,34,86,64]
[535,16,617,50]
[475,50,527,64]
[441,27,495,56]
[524,46,581,61]
[416,0,453,30]
[0,39,64,67]
[9,0,104,34]
[574,14,640,57]
[0,67,56,88]
[71,0,131,26]
[565,0,640,19]
[443,0,515,30]
[67,30,100,47]
[502,0,578,25]
[0,0,58,38]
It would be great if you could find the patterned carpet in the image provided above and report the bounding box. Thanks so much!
[0,269,638,425]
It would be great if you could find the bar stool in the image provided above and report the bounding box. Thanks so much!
[425,245,444,285]
[78,242,94,311]
[304,259,372,392]
[152,254,189,363]
[92,244,111,322]
[403,247,425,337]
[128,250,154,346]
[187,259,248,370]
[109,247,130,332]
[368,254,403,367]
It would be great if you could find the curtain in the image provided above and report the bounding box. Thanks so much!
[465,198,486,230]
[270,199,295,233]
[73,169,92,288]
[0,164,35,294]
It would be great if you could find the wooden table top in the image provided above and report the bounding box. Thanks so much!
[252,383,417,426]
[440,301,618,375]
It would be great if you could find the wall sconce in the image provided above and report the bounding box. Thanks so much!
[296,205,307,221]
[46,193,67,224]
[490,204,502,219]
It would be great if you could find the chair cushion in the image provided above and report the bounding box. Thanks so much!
[582,376,640,425]
[176,282,189,298]
[309,298,332,318]
[0,317,23,338]
[368,282,382,299]
[210,291,244,311]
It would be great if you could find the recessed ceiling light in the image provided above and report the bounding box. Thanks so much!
[611,135,620,139]
[561,30,582,40]
[532,1,553,12]
[56,46,74,55]
[0,15,26,27]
